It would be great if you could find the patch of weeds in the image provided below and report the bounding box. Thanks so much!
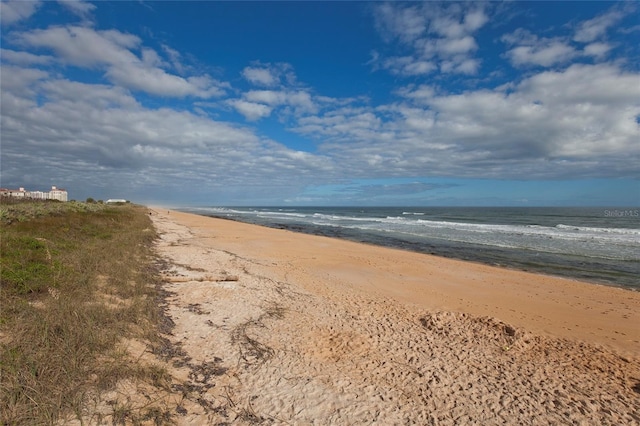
[0,235,62,294]
[0,198,109,225]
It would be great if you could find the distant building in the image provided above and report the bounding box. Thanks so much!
[29,191,49,200]
[106,199,128,204]
[0,187,27,198]
[49,186,68,201]
[0,186,68,201]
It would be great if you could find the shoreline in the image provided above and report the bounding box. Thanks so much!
[147,208,640,424]
[196,211,639,292]
[180,206,639,291]
[152,208,640,357]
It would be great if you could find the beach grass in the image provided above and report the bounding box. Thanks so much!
[0,199,167,424]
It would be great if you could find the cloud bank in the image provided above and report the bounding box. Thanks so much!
[1,1,638,204]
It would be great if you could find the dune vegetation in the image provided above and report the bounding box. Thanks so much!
[0,199,169,424]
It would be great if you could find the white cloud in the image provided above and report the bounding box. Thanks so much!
[395,84,436,104]
[292,64,640,179]
[429,6,488,38]
[298,107,382,139]
[573,9,624,43]
[57,0,95,19]
[583,42,612,59]
[618,24,640,34]
[382,56,436,76]
[372,3,488,76]
[286,91,316,114]
[106,63,225,98]
[0,48,53,65]
[162,44,188,74]
[410,61,436,75]
[463,9,489,32]
[230,63,320,122]
[18,26,140,67]
[0,66,334,201]
[228,100,273,121]
[100,28,138,46]
[436,35,478,56]
[41,79,139,108]
[506,42,577,67]
[141,47,165,67]
[441,58,479,75]
[244,90,287,105]
[502,8,628,68]
[500,28,536,46]
[16,26,227,98]
[241,62,296,88]
[242,66,279,86]
[0,64,48,96]
[502,29,580,68]
[373,3,426,43]
[237,89,317,119]
[0,0,41,25]
[518,64,640,106]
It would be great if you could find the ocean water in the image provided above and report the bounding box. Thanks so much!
[181,206,640,291]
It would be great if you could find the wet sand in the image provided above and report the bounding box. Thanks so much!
[145,208,639,424]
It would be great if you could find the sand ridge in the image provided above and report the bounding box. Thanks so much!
[147,209,639,425]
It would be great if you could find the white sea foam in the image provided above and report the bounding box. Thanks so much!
[555,224,640,235]
[188,207,640,271]
[258,211,308,218]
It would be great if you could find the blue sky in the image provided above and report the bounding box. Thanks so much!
[1,1,639,206]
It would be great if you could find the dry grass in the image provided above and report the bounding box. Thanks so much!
[0,199,167,425]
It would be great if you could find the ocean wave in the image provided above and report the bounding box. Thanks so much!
[555,224,640,235]
[352,225,639,261]
[257,211,308,218]
[184,207,639,287]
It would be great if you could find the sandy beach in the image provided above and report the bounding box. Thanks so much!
[145,209,639,425]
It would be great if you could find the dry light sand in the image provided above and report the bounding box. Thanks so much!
[134,209,639,425]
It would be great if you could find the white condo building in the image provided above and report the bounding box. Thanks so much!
[0,186,68,202]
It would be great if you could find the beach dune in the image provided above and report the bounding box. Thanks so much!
[149,209,640,425]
